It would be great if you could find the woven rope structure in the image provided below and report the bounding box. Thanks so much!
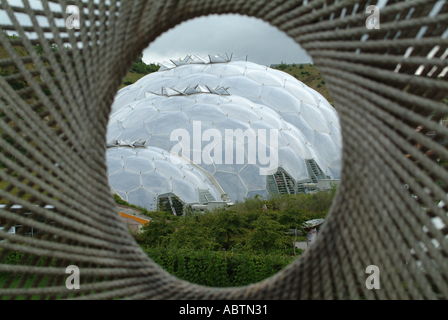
[0,0,447,300]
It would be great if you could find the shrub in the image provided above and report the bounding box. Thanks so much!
[142,247,298,287]
[278,62,288,71]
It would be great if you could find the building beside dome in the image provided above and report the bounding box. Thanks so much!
[106,54,342,215]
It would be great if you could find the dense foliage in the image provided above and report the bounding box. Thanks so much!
[144,247,297,287]
[129,190,336,254]
[119,191,336,285]
[130,54,160,75]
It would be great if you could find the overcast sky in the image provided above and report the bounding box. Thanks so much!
[141,14,313,67]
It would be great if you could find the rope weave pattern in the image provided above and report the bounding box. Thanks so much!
[0,0,447,299]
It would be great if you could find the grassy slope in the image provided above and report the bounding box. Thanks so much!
[273,64,335,105]
[119,71,148,90]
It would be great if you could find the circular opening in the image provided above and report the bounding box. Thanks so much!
[107,14,341,289]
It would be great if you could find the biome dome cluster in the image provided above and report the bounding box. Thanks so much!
[106,54,342,215]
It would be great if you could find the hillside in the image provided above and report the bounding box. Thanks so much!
[119,54,159,89]
[272,62,334,105]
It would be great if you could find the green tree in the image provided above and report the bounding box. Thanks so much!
[130,54,160,74]
[211,209,247,250]
[278,61,288,71]
[299,64,304,69]
[138,219,175,247]
[169,216,219,250]
[246,213,290,253]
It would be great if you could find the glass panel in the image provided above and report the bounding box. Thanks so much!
[146,112,189,135]
[253,106,289,130]
[145,135,179,152]
[213,140,247,173]
[184,103,226,123]
[330,123,343,149]
[141,171,172,195]
[205,181,222,201]
[154,160,183,179]
[301,102,331,133]
[107,147,137,159]
[137,148,167,161]
[219,103,260,122]
[182,169,207,190]
[260,86,301,113]
[328,166,341,180]
[222,95,256,109]
[140,77,179,93]
[318,101,341,130]
[134,72,164,87]
[172,179,198,204]
[109,170,141,192]
[163,64,206,78]
[109,104,134,123]
[267,68,299,87]
[220,76,262,99]
[249,121,287,148]
[282,130,313,160]
[193,94,229,105]
[284,80,319,106]
[213,171,246,203]
[204,64,244,77]
[176,74,221,89]
[306,87,327,106]
[127,188,157,211]
[117,124,151,142]
[313,132,342,169]
[181,121,216,153]
[165,87,183,96]
[155,96,194,111]
[123,156,155,174]
[111,86,140,113]
[106,157,123,175]
[214,117,251,133]
[106,121,123,143]
[200,153,218,174]
[121,106,158,128]
[111,86,141,113]
[278,147,308,181]
[239,164,267,190]
[281,113,315,145]
[245,70,284,87]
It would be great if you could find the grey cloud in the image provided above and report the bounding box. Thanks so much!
[142,14,313,66]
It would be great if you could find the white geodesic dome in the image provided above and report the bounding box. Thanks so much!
[106,54,342,209]
[107,146,225,214]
